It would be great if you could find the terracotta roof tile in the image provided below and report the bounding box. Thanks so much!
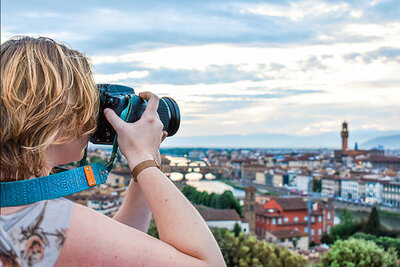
[196,205,241,221]
[273,197,308,211]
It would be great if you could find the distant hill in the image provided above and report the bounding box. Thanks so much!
[161,130,400,149]
[362,134,400,149]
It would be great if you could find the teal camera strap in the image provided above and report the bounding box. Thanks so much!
[0,97,134,207]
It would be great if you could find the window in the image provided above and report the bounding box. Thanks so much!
[267,218,270,224]
[284,217,289,222]
[294,227,299,231]
[318,229,322,235]
[304,228,309,233]
[261,228,264,235]
[304,216,308,221]
[327,225,331,233]
[311,216,315,222]
[294,217,299,222]
[115,178,119,184]
[262,217,264,223]
[272,218,276,225]
[311,229,315,236]
[281,238,285,243]
[318,216,322,222]
[278,218,282,224]
[327,212,331,220]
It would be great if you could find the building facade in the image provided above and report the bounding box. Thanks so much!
[341,179,360,200]
[321,176,341,197]
[382,179,400,208]
[255,197,334,244]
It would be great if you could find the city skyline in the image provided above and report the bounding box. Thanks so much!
[2,0,400,144]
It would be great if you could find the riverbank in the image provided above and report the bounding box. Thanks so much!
[334,203,400,230]
[219,179,273,195]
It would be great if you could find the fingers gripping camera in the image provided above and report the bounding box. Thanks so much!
[90,84,180,145]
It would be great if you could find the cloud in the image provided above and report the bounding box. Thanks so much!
[193,89,323,100]
[239,1,352,21]
[95,71,149,83]
[344,47,400,63]
[300,56,328,72]
[141,64,270,85]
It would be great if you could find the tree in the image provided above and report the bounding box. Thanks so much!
[320,232,333,244]
[319,238,398,267]
[233,222,241,237]
[147,220,159,239]
[351,232,400,258]
[363,206,381,236]
[181,186,242,216]
[199,191,209,205]
[312,179,321,192]
[212,228,306,267]
[210,193,218,208]
[330,208,357,241]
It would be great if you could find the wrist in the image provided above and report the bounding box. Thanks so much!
[127,153,155,170]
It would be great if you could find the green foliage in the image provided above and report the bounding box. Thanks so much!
[363,206,381,236]
[325,207,399,246]
[147,220,159,239]
[181,186,242,216]
[312,179,321,193]
[212,228,306,267]
[329,208,357,241]
[320,232,334,244]
[233,222,241,237]
[88,155,108,165]
[351,232,400,258]
[319,238,398,267]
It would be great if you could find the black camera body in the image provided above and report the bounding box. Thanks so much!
[90,84,180,145]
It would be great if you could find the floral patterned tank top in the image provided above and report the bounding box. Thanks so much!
[0,198,73,267]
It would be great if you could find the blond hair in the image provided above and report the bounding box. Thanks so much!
[1,36,99,181]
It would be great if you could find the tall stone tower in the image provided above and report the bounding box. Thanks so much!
[243,186,256,234]
[341,121,349,152]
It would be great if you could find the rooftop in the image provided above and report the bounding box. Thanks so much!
[196,205,241,221]
[268,229,308,239]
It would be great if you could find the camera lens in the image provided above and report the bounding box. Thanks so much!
[159,97,180,137]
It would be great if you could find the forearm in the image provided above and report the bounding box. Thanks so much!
[134,166,224,265]
[113,180,152,232]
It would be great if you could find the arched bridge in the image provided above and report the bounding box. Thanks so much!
[166,164,224,180]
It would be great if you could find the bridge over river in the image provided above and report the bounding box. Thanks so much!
[164,156,224,181]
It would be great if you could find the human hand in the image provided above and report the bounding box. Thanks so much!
[104,92,167,169]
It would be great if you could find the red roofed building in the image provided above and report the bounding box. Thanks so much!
[367,155,400,171]
[255,197,334,244]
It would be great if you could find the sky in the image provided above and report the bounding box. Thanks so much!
[2,0,400,142]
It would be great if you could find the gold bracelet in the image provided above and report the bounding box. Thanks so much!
[131,160,161,182]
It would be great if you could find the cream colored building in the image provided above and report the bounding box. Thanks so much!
[266,230,309,251]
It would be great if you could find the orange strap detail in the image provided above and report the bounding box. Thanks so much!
[84,165,96,187]
[131,160,161,182]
